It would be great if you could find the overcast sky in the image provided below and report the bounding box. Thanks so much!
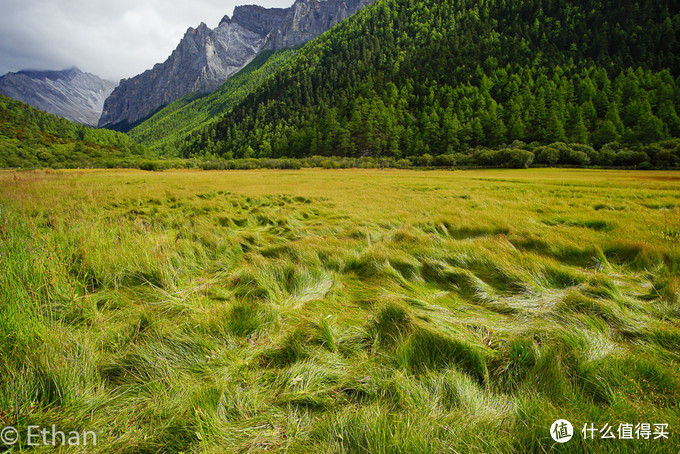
[0,0,294,82]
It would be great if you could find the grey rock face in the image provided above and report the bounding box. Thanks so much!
[265,0,375,50]
[0,67,115,126]
[226,5,289,36]
[99,17,271,128]
[99,0,376,129]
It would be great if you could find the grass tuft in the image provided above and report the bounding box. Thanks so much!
[368,304,413,348]
[396,328,488,382]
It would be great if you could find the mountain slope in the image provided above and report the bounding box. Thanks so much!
[0,67,115,126]
[128,48,297,154]
[100,0,376,131]
[98,7,286,130]
[184,0,680,160]
[0,94,144,168]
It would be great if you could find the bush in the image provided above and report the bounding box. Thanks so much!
[535,146,560,165]
[613,150,649,167]
[473,149,499,166]
[413,154,434,167]
[138,161,165,171]
[433,154,457,167]
[564,149,590,166]
[321,159,340,169]
[569,143,599,163]
[598,149,617,166]
[396,158,412,168]
[497,149,535,168]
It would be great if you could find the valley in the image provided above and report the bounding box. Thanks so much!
[1,0,679,452]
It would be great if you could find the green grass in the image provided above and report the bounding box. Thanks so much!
[0,168,679,453]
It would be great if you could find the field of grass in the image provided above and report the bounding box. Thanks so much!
[0,168,679,453]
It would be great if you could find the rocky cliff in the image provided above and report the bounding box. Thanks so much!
[265,0,375,50]
[99,6,288,129]
[99,0,376,130]
[0,67,115,126]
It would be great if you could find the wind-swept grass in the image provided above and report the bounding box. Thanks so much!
[0,168,679,453]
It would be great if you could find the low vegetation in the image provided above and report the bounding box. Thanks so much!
[0,95,147,169]
[1,168,678,452]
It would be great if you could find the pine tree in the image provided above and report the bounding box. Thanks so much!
[545,102,568,143]
[592,121,620,148]
[635,111,666,143]
[506,98,526,141]
[570,117,590,144]
[604,104,625,135]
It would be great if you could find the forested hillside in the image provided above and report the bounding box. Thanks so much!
[0,95,146,168]
[183,0,680,167]
[129,49,297,154]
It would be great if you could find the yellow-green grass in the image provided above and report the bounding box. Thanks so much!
[0,168,679,453]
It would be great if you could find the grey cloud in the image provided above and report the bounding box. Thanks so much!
[0,0,294,81]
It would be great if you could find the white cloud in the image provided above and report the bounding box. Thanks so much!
[0,0,294,81]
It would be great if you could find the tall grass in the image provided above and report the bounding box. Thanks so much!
[0,168,679,452]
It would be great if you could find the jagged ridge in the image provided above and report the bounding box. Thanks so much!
[99,0,376,130]
[0,67,115,126]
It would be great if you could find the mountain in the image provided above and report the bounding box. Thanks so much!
[98,6,288,130]
[264,0,375,50]
[0,94,144,169]
[0,67,115,126]
[128,49,297,154]
[99,0,376,130]
[183,0,680,161]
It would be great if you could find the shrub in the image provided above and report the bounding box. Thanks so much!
[569,143,599,163]
[433,154,457,167]
[138,160,165,171]
[614,150,650,167]
[413,154,434,167]
[497,149,535,168]
[473,148,499,166]
[396,158,412,168]
[535,146,560,165]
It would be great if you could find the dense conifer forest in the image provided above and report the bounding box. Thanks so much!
[181,0,680,168]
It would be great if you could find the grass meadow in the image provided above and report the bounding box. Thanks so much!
[0,168,679,453]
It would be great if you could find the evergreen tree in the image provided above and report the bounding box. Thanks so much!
[592,121,620,148]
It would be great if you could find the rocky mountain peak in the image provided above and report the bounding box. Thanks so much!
[265,0,376,50]
[99,0,376,129]
[16,66,82,82]
[0,67,115,126]
[231,5,290,35]
[99,12,273,129]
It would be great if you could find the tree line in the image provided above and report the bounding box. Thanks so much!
[182,0,680,161]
